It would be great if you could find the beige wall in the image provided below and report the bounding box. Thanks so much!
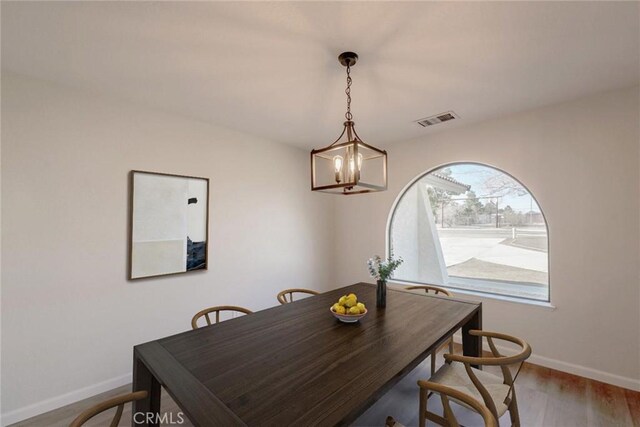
[333,86,640,389]
[2,73,639,424]
[0,73,335,423]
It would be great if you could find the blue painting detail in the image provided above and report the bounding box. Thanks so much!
[187,237,206,271]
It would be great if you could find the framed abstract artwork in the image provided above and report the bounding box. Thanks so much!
[129,170,209,280]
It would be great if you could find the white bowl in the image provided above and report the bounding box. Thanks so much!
[330,307,368,323]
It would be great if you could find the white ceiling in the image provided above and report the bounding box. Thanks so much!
[2,2,638,149]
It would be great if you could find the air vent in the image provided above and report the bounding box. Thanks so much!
[416,111,459,127]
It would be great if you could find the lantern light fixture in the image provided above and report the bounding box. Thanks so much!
[311,52,388,195]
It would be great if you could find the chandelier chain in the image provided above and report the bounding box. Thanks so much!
[345,64,353,121]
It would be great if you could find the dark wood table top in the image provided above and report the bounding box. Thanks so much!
[134,283,481,426]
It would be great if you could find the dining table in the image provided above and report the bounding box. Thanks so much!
[132,282,482,426]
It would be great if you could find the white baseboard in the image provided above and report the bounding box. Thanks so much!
[452,333,640,392]
[523,349,640,391]
[1,373,131,427]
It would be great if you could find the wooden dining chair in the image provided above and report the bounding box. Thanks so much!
[386,381,497,427]
[427,330,531,427]
[405,285,455,375]
[405,284,452,297]
[276,288,320,305]
[69,391,148,427]
[191,305,253,330]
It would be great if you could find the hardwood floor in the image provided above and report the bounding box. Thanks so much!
[10,346,640,427]
[354,346,639,427]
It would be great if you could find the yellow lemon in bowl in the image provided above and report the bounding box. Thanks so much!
[344,295,358,308]
[348,306,361,315]
[356,302,366,314]
[334,305,346,315]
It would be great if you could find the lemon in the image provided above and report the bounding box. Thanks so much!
[335,305,346,315]
[356,302,366,313]
[347,293,357,300]
[331,303,341,312]
[338,295,347,306]
[348,306,361,315]
[344,295,357,308]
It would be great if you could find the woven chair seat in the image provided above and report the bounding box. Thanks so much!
[430,362,510,417]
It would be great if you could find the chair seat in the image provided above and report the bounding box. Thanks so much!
[429,362,510,417]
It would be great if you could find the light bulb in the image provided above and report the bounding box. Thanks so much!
[347,152,363,182]
[333,155,343,172]
[333,155,343,183]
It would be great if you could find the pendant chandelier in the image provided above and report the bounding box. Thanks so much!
[311,52,387,194]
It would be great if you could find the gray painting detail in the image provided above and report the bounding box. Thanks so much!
[131,172,208,279]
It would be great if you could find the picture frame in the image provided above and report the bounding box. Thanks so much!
[128,170,209,280]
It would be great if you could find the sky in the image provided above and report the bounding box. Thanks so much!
[433,164,542,214]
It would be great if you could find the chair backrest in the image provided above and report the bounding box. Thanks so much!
[69,391,148,427]
[443,330,532,421]
[276,288,320,305]
[191,305,253,330]
[405,284,452,297]
[417,380,497,427]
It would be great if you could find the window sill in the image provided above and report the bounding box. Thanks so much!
[389,279,556,310]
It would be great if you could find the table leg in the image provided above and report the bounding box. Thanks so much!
[462,307,482,369]
[132,351,161,426]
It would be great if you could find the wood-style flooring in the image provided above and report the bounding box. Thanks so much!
[10,345,640,427]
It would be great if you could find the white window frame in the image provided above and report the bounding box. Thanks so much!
[386,161,551,304]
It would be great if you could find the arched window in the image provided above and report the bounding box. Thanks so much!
[388,163,549,302]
